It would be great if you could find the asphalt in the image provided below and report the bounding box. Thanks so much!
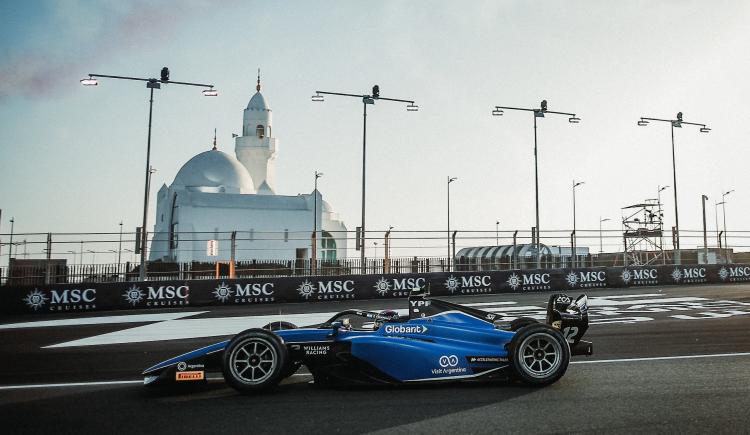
[1,283,749,434]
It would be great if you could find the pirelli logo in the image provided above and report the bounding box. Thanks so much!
[175,371,205,381]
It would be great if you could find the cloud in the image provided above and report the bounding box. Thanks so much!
[0,0,226,102]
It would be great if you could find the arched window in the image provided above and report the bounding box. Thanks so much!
[256,124,265,138]
[321,231,337,261]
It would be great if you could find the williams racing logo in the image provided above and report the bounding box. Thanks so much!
[373,277,425,297]
[297,279,355,300]
[24,288,96,312]
[718,266,750,283]
[565,270,607,289]
[122,284,189,307]
[444,274,492,295]
[671,267,707,284]
[507,272,551,291]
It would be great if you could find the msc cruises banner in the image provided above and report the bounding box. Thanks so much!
[2,264,750,315]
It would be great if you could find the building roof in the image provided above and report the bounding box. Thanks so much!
[246,91,270,111]
[455,244,553,260]
[172,149,255,194]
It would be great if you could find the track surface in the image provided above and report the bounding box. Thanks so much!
[1,284,749,434]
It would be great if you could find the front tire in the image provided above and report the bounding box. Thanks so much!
[222,329,288,394]
[509,323,570,386]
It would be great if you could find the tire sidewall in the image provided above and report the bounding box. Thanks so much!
[509,324,570,386]
[222,328,289,393]
[510,317,539,331]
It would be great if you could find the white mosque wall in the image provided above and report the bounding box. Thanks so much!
[150,187,347,263]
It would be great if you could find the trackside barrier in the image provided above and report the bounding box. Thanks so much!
[2,264,749,315]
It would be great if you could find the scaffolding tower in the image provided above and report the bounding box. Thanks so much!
[621,198,670,265]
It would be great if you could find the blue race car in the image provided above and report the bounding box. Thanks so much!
[143,288,592,393]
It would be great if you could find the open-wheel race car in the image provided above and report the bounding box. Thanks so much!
[143,288,592,393]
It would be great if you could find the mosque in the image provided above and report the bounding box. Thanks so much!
[149,74,348,263]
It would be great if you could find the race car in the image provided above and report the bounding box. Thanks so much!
[142,288,592,393]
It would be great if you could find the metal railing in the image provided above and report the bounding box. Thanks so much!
[1,228,748,286]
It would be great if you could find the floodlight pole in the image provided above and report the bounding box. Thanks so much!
[722,189,733,251]
[572,180,584,267]
[312,88,417,269]
[638,113,710,260]
[312,171,323,274]
[701,195,708,262]
[447,177,457,271]
[82,70,216,281]
[492,101,580,269]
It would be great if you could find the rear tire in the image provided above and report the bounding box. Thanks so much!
[222,329,288,394]
[510,317,538,331]
[262,321,298,331]
[509,323,570,386]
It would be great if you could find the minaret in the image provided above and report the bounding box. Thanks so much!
[235,69,278,194]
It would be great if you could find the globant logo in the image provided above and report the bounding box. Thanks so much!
[383,324,428,334]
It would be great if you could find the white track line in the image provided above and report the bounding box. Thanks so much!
[571,351,750,364]
[0,312,208,330]
[2,352,748,391]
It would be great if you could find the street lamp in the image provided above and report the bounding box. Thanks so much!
[117,221,123,266]
[495,220,500,246]
[447,176,458,271]
[82,68,217,281]
[638,112,710,255]
[385,226,394,263]
[701,195,709,262]
[599,217,610,253]
[715,201,725,248]
[572,180,585,267]
[721,189,734,251]
[86,249,96,264]
[312,85,417,267]
[7,217,14,270]
[492,100,580,268]
[312,170,323,274]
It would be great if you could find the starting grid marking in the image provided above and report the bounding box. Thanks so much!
[0,293,745,348]
[2,352,750,391]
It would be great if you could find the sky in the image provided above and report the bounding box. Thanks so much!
[0,0,748,259]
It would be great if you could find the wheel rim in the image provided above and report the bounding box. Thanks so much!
[518,332,562,379]
[229,338,278,385]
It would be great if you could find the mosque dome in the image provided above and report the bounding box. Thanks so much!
[246,91,270,111]
[173,149,255,194]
